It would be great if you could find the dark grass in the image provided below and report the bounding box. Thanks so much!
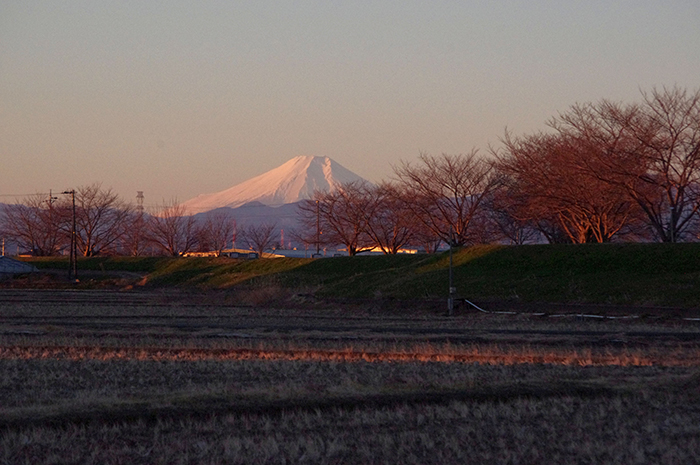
[145,257,312,288]
[272,243,700,306]
[23,256,172,273]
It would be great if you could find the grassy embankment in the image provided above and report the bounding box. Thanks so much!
[22,242,700,307]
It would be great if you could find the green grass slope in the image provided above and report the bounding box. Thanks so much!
[272,243,700,307]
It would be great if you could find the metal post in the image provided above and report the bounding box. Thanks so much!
[63,190,78,281]
[316,199,320,256]
[670,206,676,243]
[448,229,455,316]
[47,190,57,255]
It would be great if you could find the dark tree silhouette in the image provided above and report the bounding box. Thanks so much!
[361,182,415,254]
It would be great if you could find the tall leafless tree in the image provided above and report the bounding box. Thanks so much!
[58,184,132,256]
[494,132,640,243]
[240,222,277,256]
[393,151,498,246]
[551,87,700,242]
[1,193,65,255]
[631,87,700,241]
[297,182,374,256]
[147,200,198,256]
[361,182,415,254]
[197,212,236,256]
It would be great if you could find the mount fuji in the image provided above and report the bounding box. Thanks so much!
[181,156,367,214]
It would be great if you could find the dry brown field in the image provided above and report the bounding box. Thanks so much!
[2,289,700,464]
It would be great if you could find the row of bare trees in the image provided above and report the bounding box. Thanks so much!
[0,185,274,257]
[297,87,700,252]
[1,185,133,257]
[495,86,700,243]
[296,151,498,255]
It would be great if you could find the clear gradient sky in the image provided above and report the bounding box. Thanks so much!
[2,1,699,207]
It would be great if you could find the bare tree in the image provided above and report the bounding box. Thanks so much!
[494,132,640,243]
[147,200,198,256]
[483,185,541,245]
[120,210,150,256]
[297,182,374,256]
[1,193,65,255]
[393,151,498,246]
[411,222,444,253]
[551,87,700,242]
[240,222,277,256]
[362,183,415,254]
[55,184,132,256]
[631,87,700,241]
[197,212,236,256]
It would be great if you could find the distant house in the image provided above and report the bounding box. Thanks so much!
[222,251,259,259]
[182,251,220,258]
[182,249,263,259]
[183,248,286,259]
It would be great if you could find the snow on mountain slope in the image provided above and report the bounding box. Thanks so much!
[180,156,367,214]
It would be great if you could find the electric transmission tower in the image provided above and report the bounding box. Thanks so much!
[136,191,144,215]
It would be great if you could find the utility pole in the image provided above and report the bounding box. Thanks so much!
[47,190,58,255]
[48,190,58,206]
[315,199,321,256]
[447,228,456,316]
[131,191,145,256]
[63,190,78,282]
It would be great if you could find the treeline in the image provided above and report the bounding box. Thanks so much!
[0,187,272,257]
[297,86,700,254]
[3,86,699,257]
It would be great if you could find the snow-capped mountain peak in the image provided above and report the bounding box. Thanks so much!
[180,156,367,214]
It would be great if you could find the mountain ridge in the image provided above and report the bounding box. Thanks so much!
[180,156,367,214]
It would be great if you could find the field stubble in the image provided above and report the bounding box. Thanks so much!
[2,289,700,464]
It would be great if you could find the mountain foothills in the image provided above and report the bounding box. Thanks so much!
[180,156,367,214]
